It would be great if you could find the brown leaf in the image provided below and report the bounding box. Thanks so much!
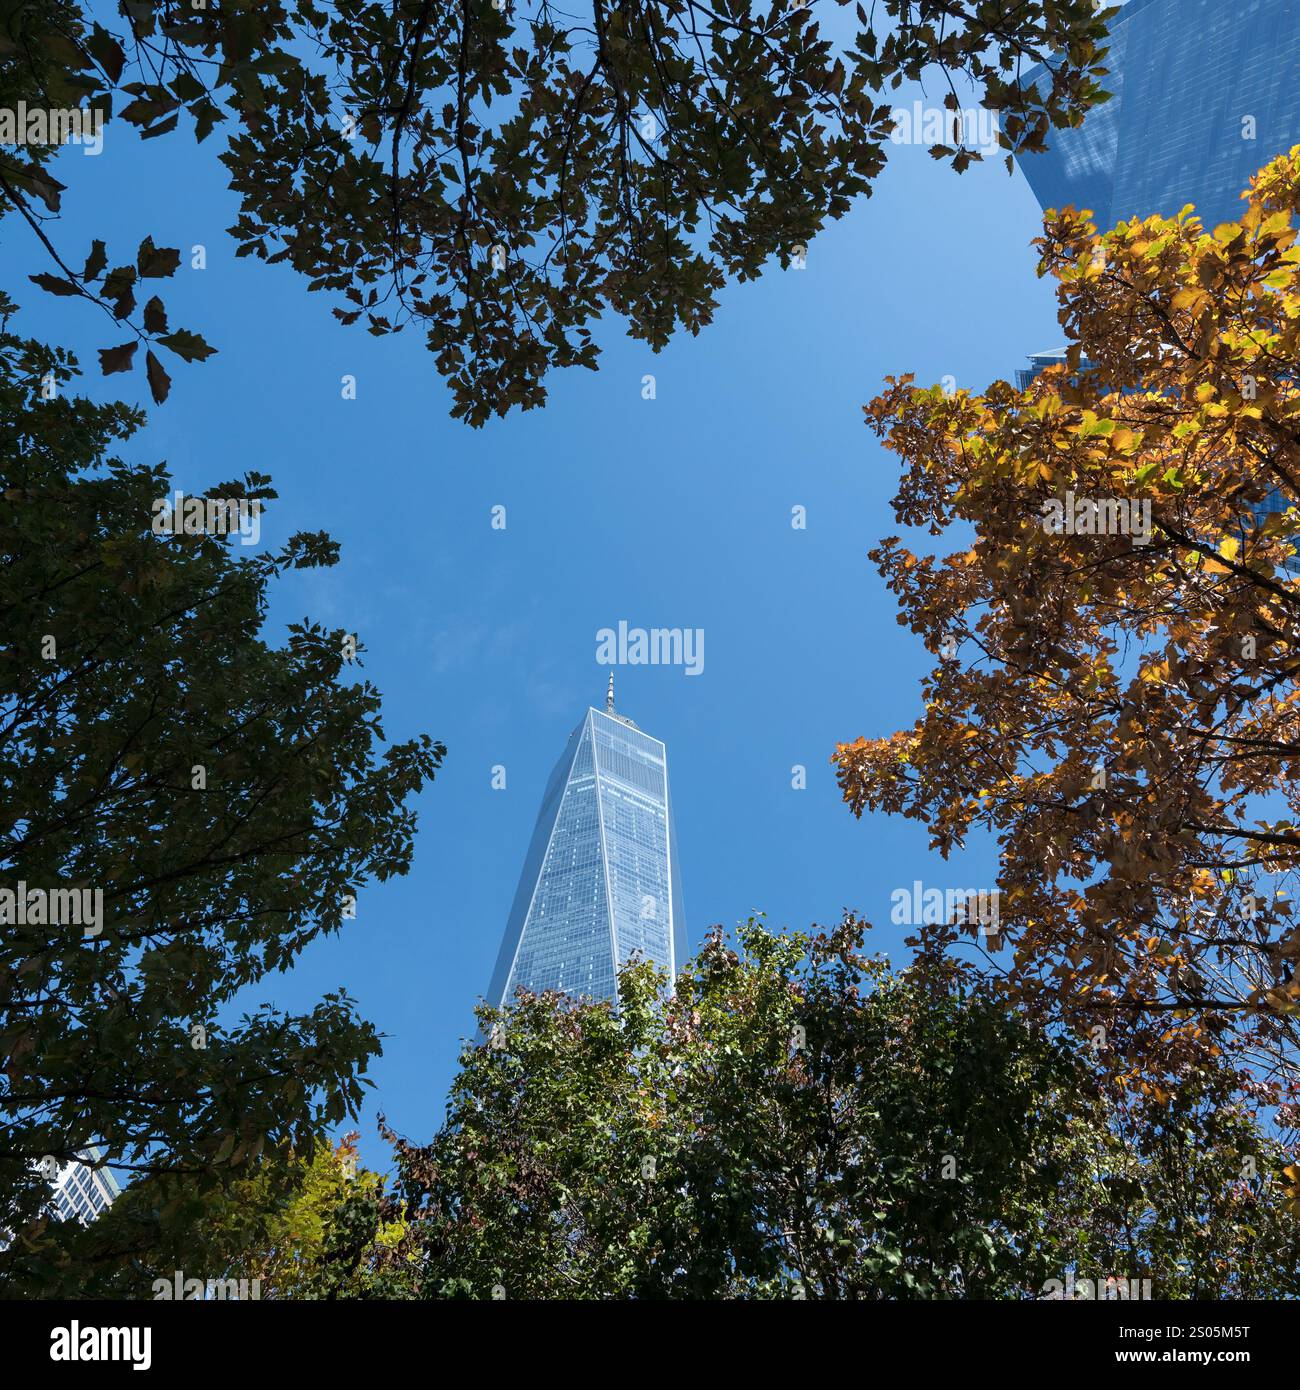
[29,272,80,298]
[145,348,171,403]
[143,295,168,334]
[137,236,181,278]
[98,342,137,375]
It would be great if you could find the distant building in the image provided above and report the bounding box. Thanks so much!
[0,1148,121,1251]
[50,1149,120,1225]
[1014,0,1300,233]
[1016,349,1068,392]
[1016,348,1101,391]
[487,678,685,1010]
[1244,487,1300,575]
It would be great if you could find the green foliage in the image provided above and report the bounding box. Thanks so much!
[0,302,444,1292]
[1044,1076,1300,1301]
[0,0,1118,420]
[26,916,1294,1299]
[38,1135,413,1299]
[355,918,1296,1299]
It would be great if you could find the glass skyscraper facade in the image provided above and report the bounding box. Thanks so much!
[1015,349,1100,392]
[0,1149,119,1253]
[1015,0,1300,233]
[488,684,685,1010]
[50,1149,120,1225]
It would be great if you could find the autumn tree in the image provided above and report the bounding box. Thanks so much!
[0,299,444,1290]
[835,146,1300,1130]
[1,0,1117,420]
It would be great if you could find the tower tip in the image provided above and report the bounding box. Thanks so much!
[606,671,616,713]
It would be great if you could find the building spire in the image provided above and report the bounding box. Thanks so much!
[606,671,616,714]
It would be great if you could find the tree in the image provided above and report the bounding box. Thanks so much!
[45,919,1293,1299]
[357,918,1297,1299]
[0,299,445,1290]
[834,146,1300,1125]
[1044,1062,1300,1300]
[1,0,1118,421]
[33,1134,413,1299]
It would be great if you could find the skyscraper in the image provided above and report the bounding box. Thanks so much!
[0,1150,120,1254]
[1016,348,1074,391]
[487,679,685,1011]
[1014,0,1300,233]
[50,1149,120,1226]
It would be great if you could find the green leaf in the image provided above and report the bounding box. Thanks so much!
[85,23,126,84]
[140,111,181,141]
[157,328,217,363]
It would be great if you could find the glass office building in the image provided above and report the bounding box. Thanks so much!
[488,681,685,1010]
[50,1149,120,1225]
[0,1151,120,1253]
[1015,0,1300,234]
[1015,349,1102,392]
[1244,487,1300,575]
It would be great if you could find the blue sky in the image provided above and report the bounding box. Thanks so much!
[7,73,1069,1173]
